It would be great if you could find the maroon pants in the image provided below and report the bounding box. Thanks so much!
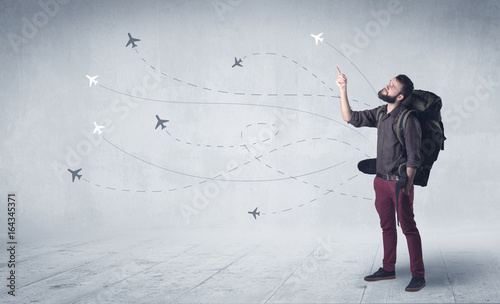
[374,176,425,278]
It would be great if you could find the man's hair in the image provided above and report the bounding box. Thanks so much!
[395,74,414,100]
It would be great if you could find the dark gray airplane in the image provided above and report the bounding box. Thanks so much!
[126,33,140,48]
[248,207,260,220]
[232,57,243,68]
[155,115,169,130]
[68,168,82,182]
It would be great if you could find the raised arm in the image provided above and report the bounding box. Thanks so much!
[335,66,352,122]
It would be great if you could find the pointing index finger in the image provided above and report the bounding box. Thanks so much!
[336,66,341,76]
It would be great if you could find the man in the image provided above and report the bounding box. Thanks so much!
[335,67,426,292]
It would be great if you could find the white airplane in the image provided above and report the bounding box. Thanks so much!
[311,32,324,45]
[67,168,82,182]
[93,122,105,134]
[86,75,98,87]
[126,33,140,48]
[155,115,169,130]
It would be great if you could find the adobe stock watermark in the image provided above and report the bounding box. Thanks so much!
[51,64,163,182]
[442,74,499,131]
[212,0,244,21]
[6,0,71,54]
[180,110,297,224]
[339,0,403,60]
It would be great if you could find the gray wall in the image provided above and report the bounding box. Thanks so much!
[1,0,499,238]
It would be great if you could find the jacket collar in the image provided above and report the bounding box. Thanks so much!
[383,103,406,121]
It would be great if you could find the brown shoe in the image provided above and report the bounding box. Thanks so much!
[364,267,396,281]
[405,277,426,292]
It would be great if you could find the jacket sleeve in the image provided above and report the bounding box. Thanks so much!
[404,115,422,168]
[348,106,381,128]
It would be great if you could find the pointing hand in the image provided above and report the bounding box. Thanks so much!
[335,66,347,90]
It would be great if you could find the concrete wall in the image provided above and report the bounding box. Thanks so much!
[1,0,499,238]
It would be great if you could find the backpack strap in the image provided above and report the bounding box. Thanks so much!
[376,106,414,148]
[396,109,415,150]
[376,105,386,129]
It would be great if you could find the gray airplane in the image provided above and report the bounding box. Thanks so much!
[68,168,82,182]
[232,57,243,68]
[155,115,169,130]
[126,33,140,48]
[248,207,260,220]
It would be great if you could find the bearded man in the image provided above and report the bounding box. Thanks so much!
[335,67,426,292]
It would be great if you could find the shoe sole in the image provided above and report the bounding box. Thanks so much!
[405,282,426,292]
[364,275,396,282]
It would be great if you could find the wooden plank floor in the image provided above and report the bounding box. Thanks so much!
[1,226,499,303]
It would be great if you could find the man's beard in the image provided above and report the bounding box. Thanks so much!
[378,89,398,104]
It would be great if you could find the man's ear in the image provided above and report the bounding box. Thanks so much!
[397,94,405,102]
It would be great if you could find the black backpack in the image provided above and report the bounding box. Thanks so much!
[358,90,445,187]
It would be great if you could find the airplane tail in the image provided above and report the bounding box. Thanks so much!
[257,212,260,216]
[77,174,82,180]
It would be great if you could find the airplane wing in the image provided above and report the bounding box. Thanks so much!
[87,75,98,86]
[252,208,259,219]
[155,116,162,129]
[126,33,132,47]
[126,33,140,47]
[68,169,81,182]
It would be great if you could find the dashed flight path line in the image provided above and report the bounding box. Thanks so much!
[100,135,348,184]
[261,188,373,217]
[78,122,373,217]
[156,120,371,191]
[324,40,378,97]
[237,136,373,217]
[80,118,372,206]
[133,47,371,107]
[85,123,371,191]
[160,120,370,164]
[76,36,378,217]
[254,165,374,217]
[163,122,279,150]
[81,129,373,213]
[81,164,373,218]
[97,84,370,141]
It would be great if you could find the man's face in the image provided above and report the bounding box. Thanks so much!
[378,77,403,104]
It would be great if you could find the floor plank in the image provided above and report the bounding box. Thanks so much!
[1,227,499,303]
